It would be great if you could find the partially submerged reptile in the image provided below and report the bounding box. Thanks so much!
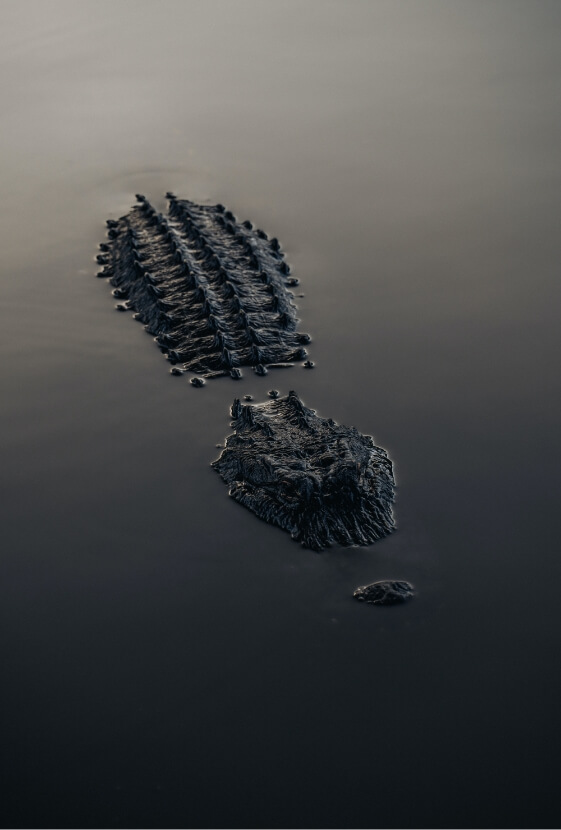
[213,391,395,551]
[354,580,414,606]
[97,194,310,382]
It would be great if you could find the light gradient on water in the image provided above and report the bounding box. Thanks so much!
[1,2,560,827]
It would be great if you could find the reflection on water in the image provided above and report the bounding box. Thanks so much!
[1,1,561,826]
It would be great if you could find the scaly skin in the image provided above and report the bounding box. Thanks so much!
[97,197,399,560]
[213,391,396,551]
[353,580,414,605]
[97,194,311,380]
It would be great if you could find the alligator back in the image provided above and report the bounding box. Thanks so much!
[97,194,311,380]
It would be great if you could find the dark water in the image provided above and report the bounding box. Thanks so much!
[1,2,560,827]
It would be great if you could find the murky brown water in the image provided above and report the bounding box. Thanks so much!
[1,1,561,827]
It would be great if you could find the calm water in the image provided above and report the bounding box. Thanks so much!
[1,2,561,827]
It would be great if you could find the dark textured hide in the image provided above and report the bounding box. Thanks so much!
[97,194,310,379]
[97,196,397,557]
[353,580,414,605]
[212,391,395,550]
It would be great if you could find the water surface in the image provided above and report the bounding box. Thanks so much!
[1,2,561,827]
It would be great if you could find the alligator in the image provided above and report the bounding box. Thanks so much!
[213,391,395,551]
[97,194,311,382]
[96,195,401,561]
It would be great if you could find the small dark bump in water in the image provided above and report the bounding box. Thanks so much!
[165,192,176,200]
[170,367,183,376]
[106,219,118,229]
[298,333,311,344]
[230,367,243,379]
[287,278,299,287]
[244,395,253,401]
[353,580,414,606]
[99,243,109,252]
[190,377,205,387]
[135,194,146,202]
[115,303,128,312]
[242,220,253,230]
[303,360,315,369]
[268,389,279,398]
[254,364,268,376]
